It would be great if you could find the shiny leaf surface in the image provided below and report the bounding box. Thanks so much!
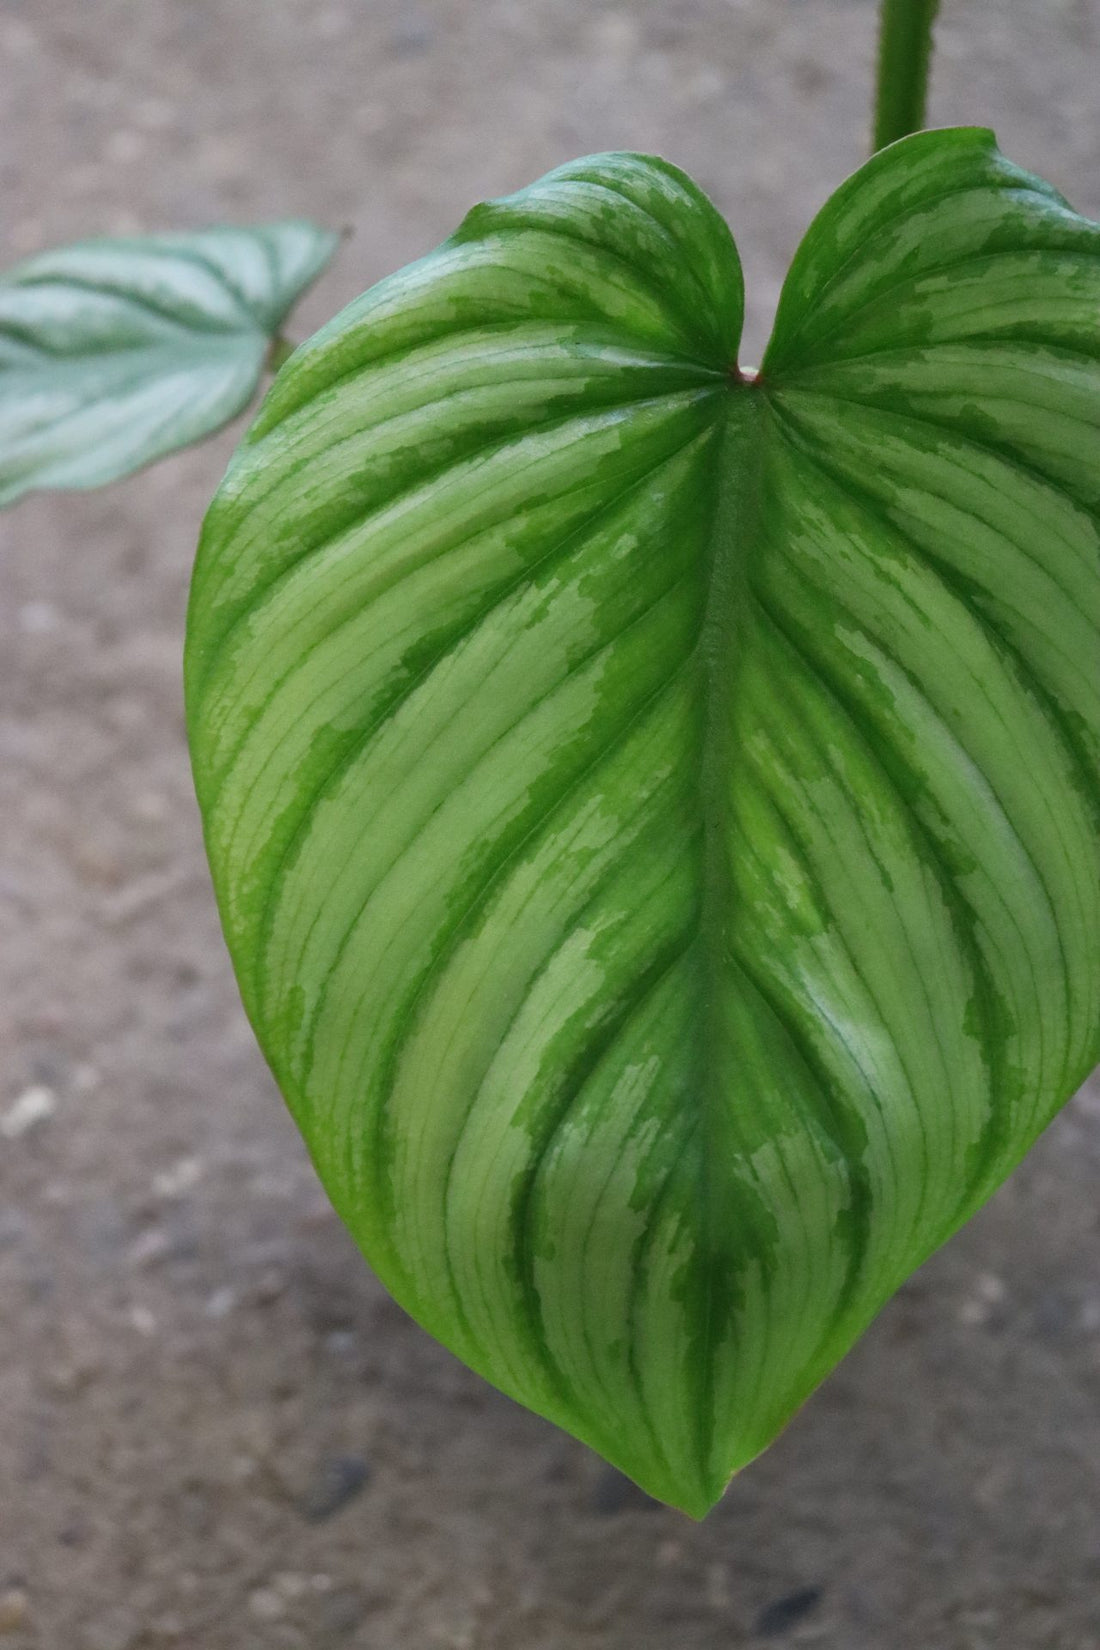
[186,131,1100,1516]
[0,222,338,504]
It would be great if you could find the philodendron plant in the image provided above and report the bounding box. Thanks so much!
[5,2,1098,1517]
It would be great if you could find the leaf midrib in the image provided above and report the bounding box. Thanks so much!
[691,382,766,1495]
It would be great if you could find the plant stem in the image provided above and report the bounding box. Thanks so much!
[872,0,941,153]
[267,334,296,373]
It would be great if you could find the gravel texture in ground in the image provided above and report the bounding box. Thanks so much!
[2,3,1099,1646]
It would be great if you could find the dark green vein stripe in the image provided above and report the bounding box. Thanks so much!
[508,934,695,1464]
[754,587,1011,1217]
[355,656,696,1301]
[780,378,1100,523]
[529,176,732,342]
[190,383,719,704]
[781,247,1100,364]
[247,432,713,1024]
[766,412,1093,1064]
[8,272,243,334]
[772,393,1100,799]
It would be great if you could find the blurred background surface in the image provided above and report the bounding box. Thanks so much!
[1,3,1099,1646]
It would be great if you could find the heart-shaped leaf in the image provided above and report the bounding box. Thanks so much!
[185,130,1100,1517]
[0,221,339,506]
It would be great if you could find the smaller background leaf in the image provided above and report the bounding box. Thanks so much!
[0,221,339,506]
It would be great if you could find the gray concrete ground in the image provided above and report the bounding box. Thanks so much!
[1,2,1099,1646]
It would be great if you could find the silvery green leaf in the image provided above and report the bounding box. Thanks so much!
[0,221,338,504]
[185,132,1100,1516]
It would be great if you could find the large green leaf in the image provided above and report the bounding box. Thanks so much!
[0,222,338,505]
[185,130,1100,1517]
